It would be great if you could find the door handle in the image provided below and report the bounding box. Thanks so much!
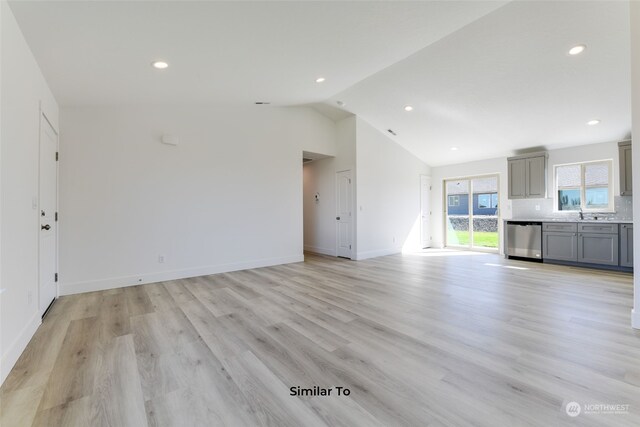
[336,217,340,220]
[41,224,51,231]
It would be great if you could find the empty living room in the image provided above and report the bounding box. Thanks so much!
[2,1,640,426]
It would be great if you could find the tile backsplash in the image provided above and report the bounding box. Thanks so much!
[510,196,633,221]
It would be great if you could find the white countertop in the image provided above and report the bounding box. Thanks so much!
[505,218,632,224]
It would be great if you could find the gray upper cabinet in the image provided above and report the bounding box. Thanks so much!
[619,140,632,196]
[620,224,633,268]
[508,158,526,199]
[525,156,546,198]
[507,152,547,199]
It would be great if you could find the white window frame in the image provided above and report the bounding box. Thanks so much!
[553,160,614,213]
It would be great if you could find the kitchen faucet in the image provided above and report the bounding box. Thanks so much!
[579,207,584,221]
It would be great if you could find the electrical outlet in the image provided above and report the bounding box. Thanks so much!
[158,255,165,264]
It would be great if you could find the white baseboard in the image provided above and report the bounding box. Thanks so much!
[304,245,337,257]
[59,254,304,296]
[1,312,41,386]
[633,309,640,330]
[355,247,401,261]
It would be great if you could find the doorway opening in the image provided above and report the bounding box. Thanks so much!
[444,174,500,251]
[302,151,346,257]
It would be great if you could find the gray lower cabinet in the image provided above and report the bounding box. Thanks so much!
[542,222,627,269]
[620,224,634,267]
[543,231,578,262]
[577,233,619,266]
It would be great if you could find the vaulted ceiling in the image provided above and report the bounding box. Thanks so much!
[9,1,631,166]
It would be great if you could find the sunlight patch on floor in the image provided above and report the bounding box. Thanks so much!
[406,248,493,258]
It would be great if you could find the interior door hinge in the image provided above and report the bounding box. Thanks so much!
[349,244,352,249]
[55,152,59,161]
[55,273,58,283]
[55,212,58,222]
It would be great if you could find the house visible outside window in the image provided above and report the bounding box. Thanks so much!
[554,160,613,212]
[477,193,499,209]
[448,195,460,207]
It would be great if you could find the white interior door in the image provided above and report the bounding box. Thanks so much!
[336,170,352,259]
[39,114,58,316]
[420,175,431,248]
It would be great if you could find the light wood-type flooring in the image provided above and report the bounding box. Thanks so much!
[1,250,639,426]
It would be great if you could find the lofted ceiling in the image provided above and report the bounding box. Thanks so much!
[8,1,631,167]
[330,1,632,166]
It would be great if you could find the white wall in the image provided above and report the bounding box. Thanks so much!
[58,106,335,295]
[0,0,4,377]
[355,117,430,259]
[335,116,357,257]
[1,0,59,384]
[631,0,640,329]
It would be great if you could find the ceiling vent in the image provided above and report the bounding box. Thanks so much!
[255,102,271,105]
[387,129,397,136]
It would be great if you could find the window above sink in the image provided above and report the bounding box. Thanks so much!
[554,160,614,213]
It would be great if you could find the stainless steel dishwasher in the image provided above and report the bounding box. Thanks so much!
[507,222,542,260]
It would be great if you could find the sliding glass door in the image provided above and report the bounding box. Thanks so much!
[445,175,499,250]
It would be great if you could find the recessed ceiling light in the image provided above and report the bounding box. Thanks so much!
[315,77,326,83]
[450,147,459,151]
[404,105,414,112]
[151,60,169,69]
[568,44,586,55]
[587,119,600,126]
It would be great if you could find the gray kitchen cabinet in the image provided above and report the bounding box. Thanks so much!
[619,140,632,196]
[577,233,619,266]
[620,224,634,267]
[507,152,547,199]
[543,231,578,262]
[525,156,546,198]
[578,223,618,234]
[508,158,526,199]
[543,222,577,233]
